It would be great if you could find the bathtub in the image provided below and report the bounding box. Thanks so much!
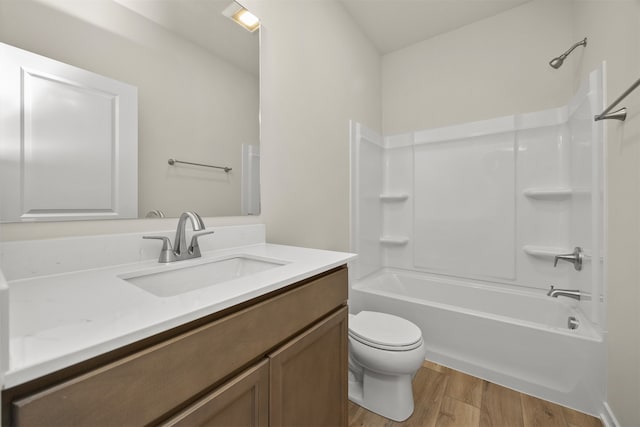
[350,268,605,417]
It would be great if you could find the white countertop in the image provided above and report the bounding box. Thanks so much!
[5,243,355,388]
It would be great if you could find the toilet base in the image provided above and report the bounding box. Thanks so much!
[348,370,415,422]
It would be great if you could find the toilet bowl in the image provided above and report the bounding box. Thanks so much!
[348,311,426,422]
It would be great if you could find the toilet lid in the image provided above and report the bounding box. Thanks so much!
[349,311,423,350]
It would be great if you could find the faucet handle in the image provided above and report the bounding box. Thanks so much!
[553,247,583,271]
[143,235,172,249]
[143,235,177,263]
[188,231,215,257]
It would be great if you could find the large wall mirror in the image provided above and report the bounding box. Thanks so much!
[0,0,260,221]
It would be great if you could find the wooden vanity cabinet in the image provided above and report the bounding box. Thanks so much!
[5,266,348,427]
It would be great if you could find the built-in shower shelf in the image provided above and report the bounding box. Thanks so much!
[523,245,600,262]
[522,245,570,259]
[379,193,409,202]
[380,236,409,245]
[523,187,591,200]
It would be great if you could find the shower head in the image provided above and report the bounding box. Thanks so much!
[549,56,565,69]
[549,38,587,69]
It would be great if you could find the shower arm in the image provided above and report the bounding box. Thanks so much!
[559,38,587,60]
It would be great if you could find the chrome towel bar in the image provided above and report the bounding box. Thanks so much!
[168,158,232,173]
[594,76,640,122]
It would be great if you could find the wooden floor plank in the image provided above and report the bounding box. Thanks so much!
[422,360,450,374]
[445,369,484,408]
[348,401,362,421]
[563,407,603,427]
[403,366,448,427]
[436,396,480,427]
[349,362,602,427]
[521,394,568,427]
[348,401,396,427]
[479,381,524,427]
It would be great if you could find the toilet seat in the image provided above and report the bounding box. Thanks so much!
[349,311,423,351]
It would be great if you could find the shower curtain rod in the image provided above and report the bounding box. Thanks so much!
[594,76,640,122]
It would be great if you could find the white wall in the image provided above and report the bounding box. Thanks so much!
[382,0,574,134]
[572,2,640,425]
[244,0,381,252]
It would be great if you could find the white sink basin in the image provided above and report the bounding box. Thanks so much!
[120,255,287,297]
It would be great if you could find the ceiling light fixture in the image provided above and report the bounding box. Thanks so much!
[222,1,259,32]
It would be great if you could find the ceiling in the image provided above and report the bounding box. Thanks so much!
[113,0,531,73]
[114,0,259,75]
[339,0,531,54]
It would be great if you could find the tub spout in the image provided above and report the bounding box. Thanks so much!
[547,285,582,300]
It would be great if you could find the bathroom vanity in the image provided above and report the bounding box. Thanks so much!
[0,225,354,426]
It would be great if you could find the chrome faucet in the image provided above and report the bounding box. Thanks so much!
[143,211,214,263]
[554,247,583,271]
[547,285,582,300]
[174,211,206,256]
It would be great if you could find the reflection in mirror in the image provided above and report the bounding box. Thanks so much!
[0,0,260,221]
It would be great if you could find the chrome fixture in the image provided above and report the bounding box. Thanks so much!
[168,158,232,173]
[594,76,640,122]
[549,37,587,69]
[568,316,580,330]
[554,246,583,271]
[547,285,582,301]
[143,211,214,263]
[145,209,165,218]
[595,107,627,122]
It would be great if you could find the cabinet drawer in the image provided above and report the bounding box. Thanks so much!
[12,267,347,426]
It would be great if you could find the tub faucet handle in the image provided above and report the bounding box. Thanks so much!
[553,247,583,271]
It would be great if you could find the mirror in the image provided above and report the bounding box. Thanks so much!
[0,0,260,221]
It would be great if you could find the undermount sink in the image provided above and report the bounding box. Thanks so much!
[120,255,287,297]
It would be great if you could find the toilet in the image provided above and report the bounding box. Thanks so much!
[348,311,426,422]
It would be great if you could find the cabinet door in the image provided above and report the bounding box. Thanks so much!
[269,307,348,427]
[0,42,138,222]
[162,359,269,427]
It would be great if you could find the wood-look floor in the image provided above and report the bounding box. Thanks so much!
[348,361,602,427]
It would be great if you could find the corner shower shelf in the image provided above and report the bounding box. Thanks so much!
[523,188,572,200]
[379,193,409,202]
[522,245,571,259]
[524,245,601,263]
[523,187,591,200]
[379,236,409,246]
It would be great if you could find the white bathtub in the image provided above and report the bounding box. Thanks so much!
[350,269,605,417]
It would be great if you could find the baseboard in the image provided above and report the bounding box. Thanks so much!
[601,402,620,427]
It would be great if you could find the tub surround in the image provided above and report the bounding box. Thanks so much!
[349,65,606,418]
[351,65,604,320]
[0,224,355,388]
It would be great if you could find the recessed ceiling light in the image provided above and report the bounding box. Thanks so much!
[222,1,260,32]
